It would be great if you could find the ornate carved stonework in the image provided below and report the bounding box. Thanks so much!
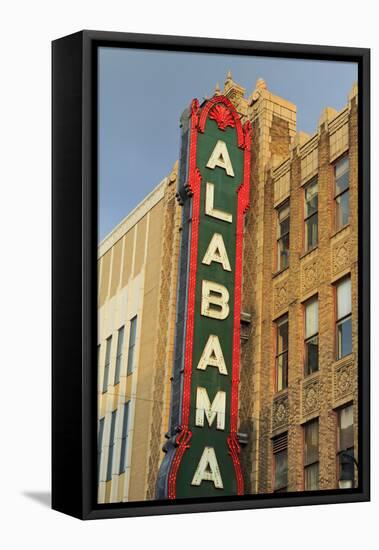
[332,238,350,276]
[274,279,288,313]
[302,377,320,417]
[301,260,318,294]
[146,176,181,500]
[272,394,289,431]
[334,361,353,401]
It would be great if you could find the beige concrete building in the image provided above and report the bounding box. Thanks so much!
[97,74,358,503]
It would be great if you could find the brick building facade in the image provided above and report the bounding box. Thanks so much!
[97,75,358,502]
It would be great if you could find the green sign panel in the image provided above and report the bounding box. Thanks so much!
[156,96,251,499]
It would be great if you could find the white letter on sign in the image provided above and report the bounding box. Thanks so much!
[191,447,224,489]
[197,334,228,375]
[195,387,226,430]
[206,140,235,177]
[201,280,229,320]
[202,233,231,271]
[205,182,232,223]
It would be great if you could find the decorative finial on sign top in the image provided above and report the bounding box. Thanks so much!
[255,77,267,90]
[214,82,221,96]
[226,70,232,82]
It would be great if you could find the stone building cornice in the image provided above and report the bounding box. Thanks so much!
[98,177,167,259]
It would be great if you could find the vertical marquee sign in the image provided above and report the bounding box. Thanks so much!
[156,95,252,499]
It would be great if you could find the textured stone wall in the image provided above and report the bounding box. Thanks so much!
[241,85,359,493]
[145,165,182,500]
[239,79,296,494]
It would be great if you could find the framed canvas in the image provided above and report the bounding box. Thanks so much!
[52,30,370,520]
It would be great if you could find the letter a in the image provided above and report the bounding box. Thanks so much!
[202,233,231,271]
[197,334,228,375]
[191,447,224,489]
[206,140,235,176]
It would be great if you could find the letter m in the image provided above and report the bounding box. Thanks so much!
[195,387,226,430]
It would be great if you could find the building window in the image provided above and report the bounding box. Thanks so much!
[127,316,138,375]
[273,433,288,492]
[304,297,318,376]
[114,326,125,385]
[337,404,355,488]
[304,419,319,490]
[275,315,288,392]
[98,417,105,483]
[102,335,112,393]
[336,277,352,359]
[304,179,318,251]
[97,344,101,387]
[334,156,349,230]
[106,410,117,482]
[276,201,290,271]
[119,401,130,474]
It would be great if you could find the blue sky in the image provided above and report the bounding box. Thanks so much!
[98,47,357,241]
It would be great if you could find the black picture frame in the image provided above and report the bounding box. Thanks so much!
[52,30,370,520]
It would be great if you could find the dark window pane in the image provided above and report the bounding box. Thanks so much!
[276,317,288,391]
[336,171,349,195]
[98,418,105,453]
[339,448,354,482]
[304,420,319,465]
[277,202,290,270]
[277,352,288,391]
[304,180,318,251]
[304,420,319,490]
[278,234,289,269]
[102,365,109,393]
[305,336,319,375]
[305,213,318,250]
[105,336,112,364]
[106,410,117,481]
[278,203,289,224]
[274,449,288,491]
[98,417,105,482]
[305,180,318,217]
[103,336,112,393]
[114,326,125,385]
[280,216,289,236]
[338,405,355,487]
[337,317,352,359]
[277,319,288,353]
[119,402,130,474]
[305,463,319,490]
[336,190,349,229]
[130,316,137,341]
[335,157,349,195]
[127,316,138,375]
[339,405,354,449]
